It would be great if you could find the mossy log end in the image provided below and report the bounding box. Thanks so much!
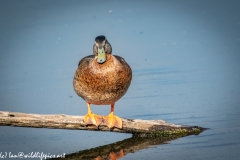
[0,111,206,137]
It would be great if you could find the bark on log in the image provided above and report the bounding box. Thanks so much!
[0,111,205,137]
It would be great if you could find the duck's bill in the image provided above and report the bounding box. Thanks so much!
[97,48,106,63]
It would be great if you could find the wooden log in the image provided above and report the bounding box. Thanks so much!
[0,111,206,137]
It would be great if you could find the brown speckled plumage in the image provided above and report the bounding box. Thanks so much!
[73,38,132,105]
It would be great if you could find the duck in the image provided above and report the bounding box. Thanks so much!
[73,35,132,128]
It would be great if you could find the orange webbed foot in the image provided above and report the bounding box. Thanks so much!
[103,112,122,129]
[84,112,102,126]
[84,102,103,126]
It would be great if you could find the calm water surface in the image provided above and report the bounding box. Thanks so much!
[0,0,240,159]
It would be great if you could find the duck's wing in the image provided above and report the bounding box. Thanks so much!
[113,55,124,61]
[113,55,128,64]
[113,55,132,69]
[78,55,95,67]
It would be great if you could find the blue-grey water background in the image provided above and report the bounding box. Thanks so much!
[0,0,240,159]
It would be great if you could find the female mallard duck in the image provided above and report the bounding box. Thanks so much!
[73,35,132,128]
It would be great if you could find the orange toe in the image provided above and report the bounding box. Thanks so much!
[84,112,102,126]
[108,149,124,160]
[103,112,122,129]
[116,149,125,158]
[109,152,117,160]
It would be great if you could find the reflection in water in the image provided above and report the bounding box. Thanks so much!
[53,134,201,160]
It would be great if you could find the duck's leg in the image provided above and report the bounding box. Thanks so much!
[103,103,122,129]
[83,102,102,126]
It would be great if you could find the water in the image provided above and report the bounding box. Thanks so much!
[0,0,240,159]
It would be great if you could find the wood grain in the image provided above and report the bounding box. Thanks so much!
[0,111,205,137]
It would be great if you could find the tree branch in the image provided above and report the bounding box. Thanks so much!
[0,111,205,137]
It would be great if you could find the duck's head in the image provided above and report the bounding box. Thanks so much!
[93,35,112,64]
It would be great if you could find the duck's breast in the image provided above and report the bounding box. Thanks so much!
[73,55,132,105]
